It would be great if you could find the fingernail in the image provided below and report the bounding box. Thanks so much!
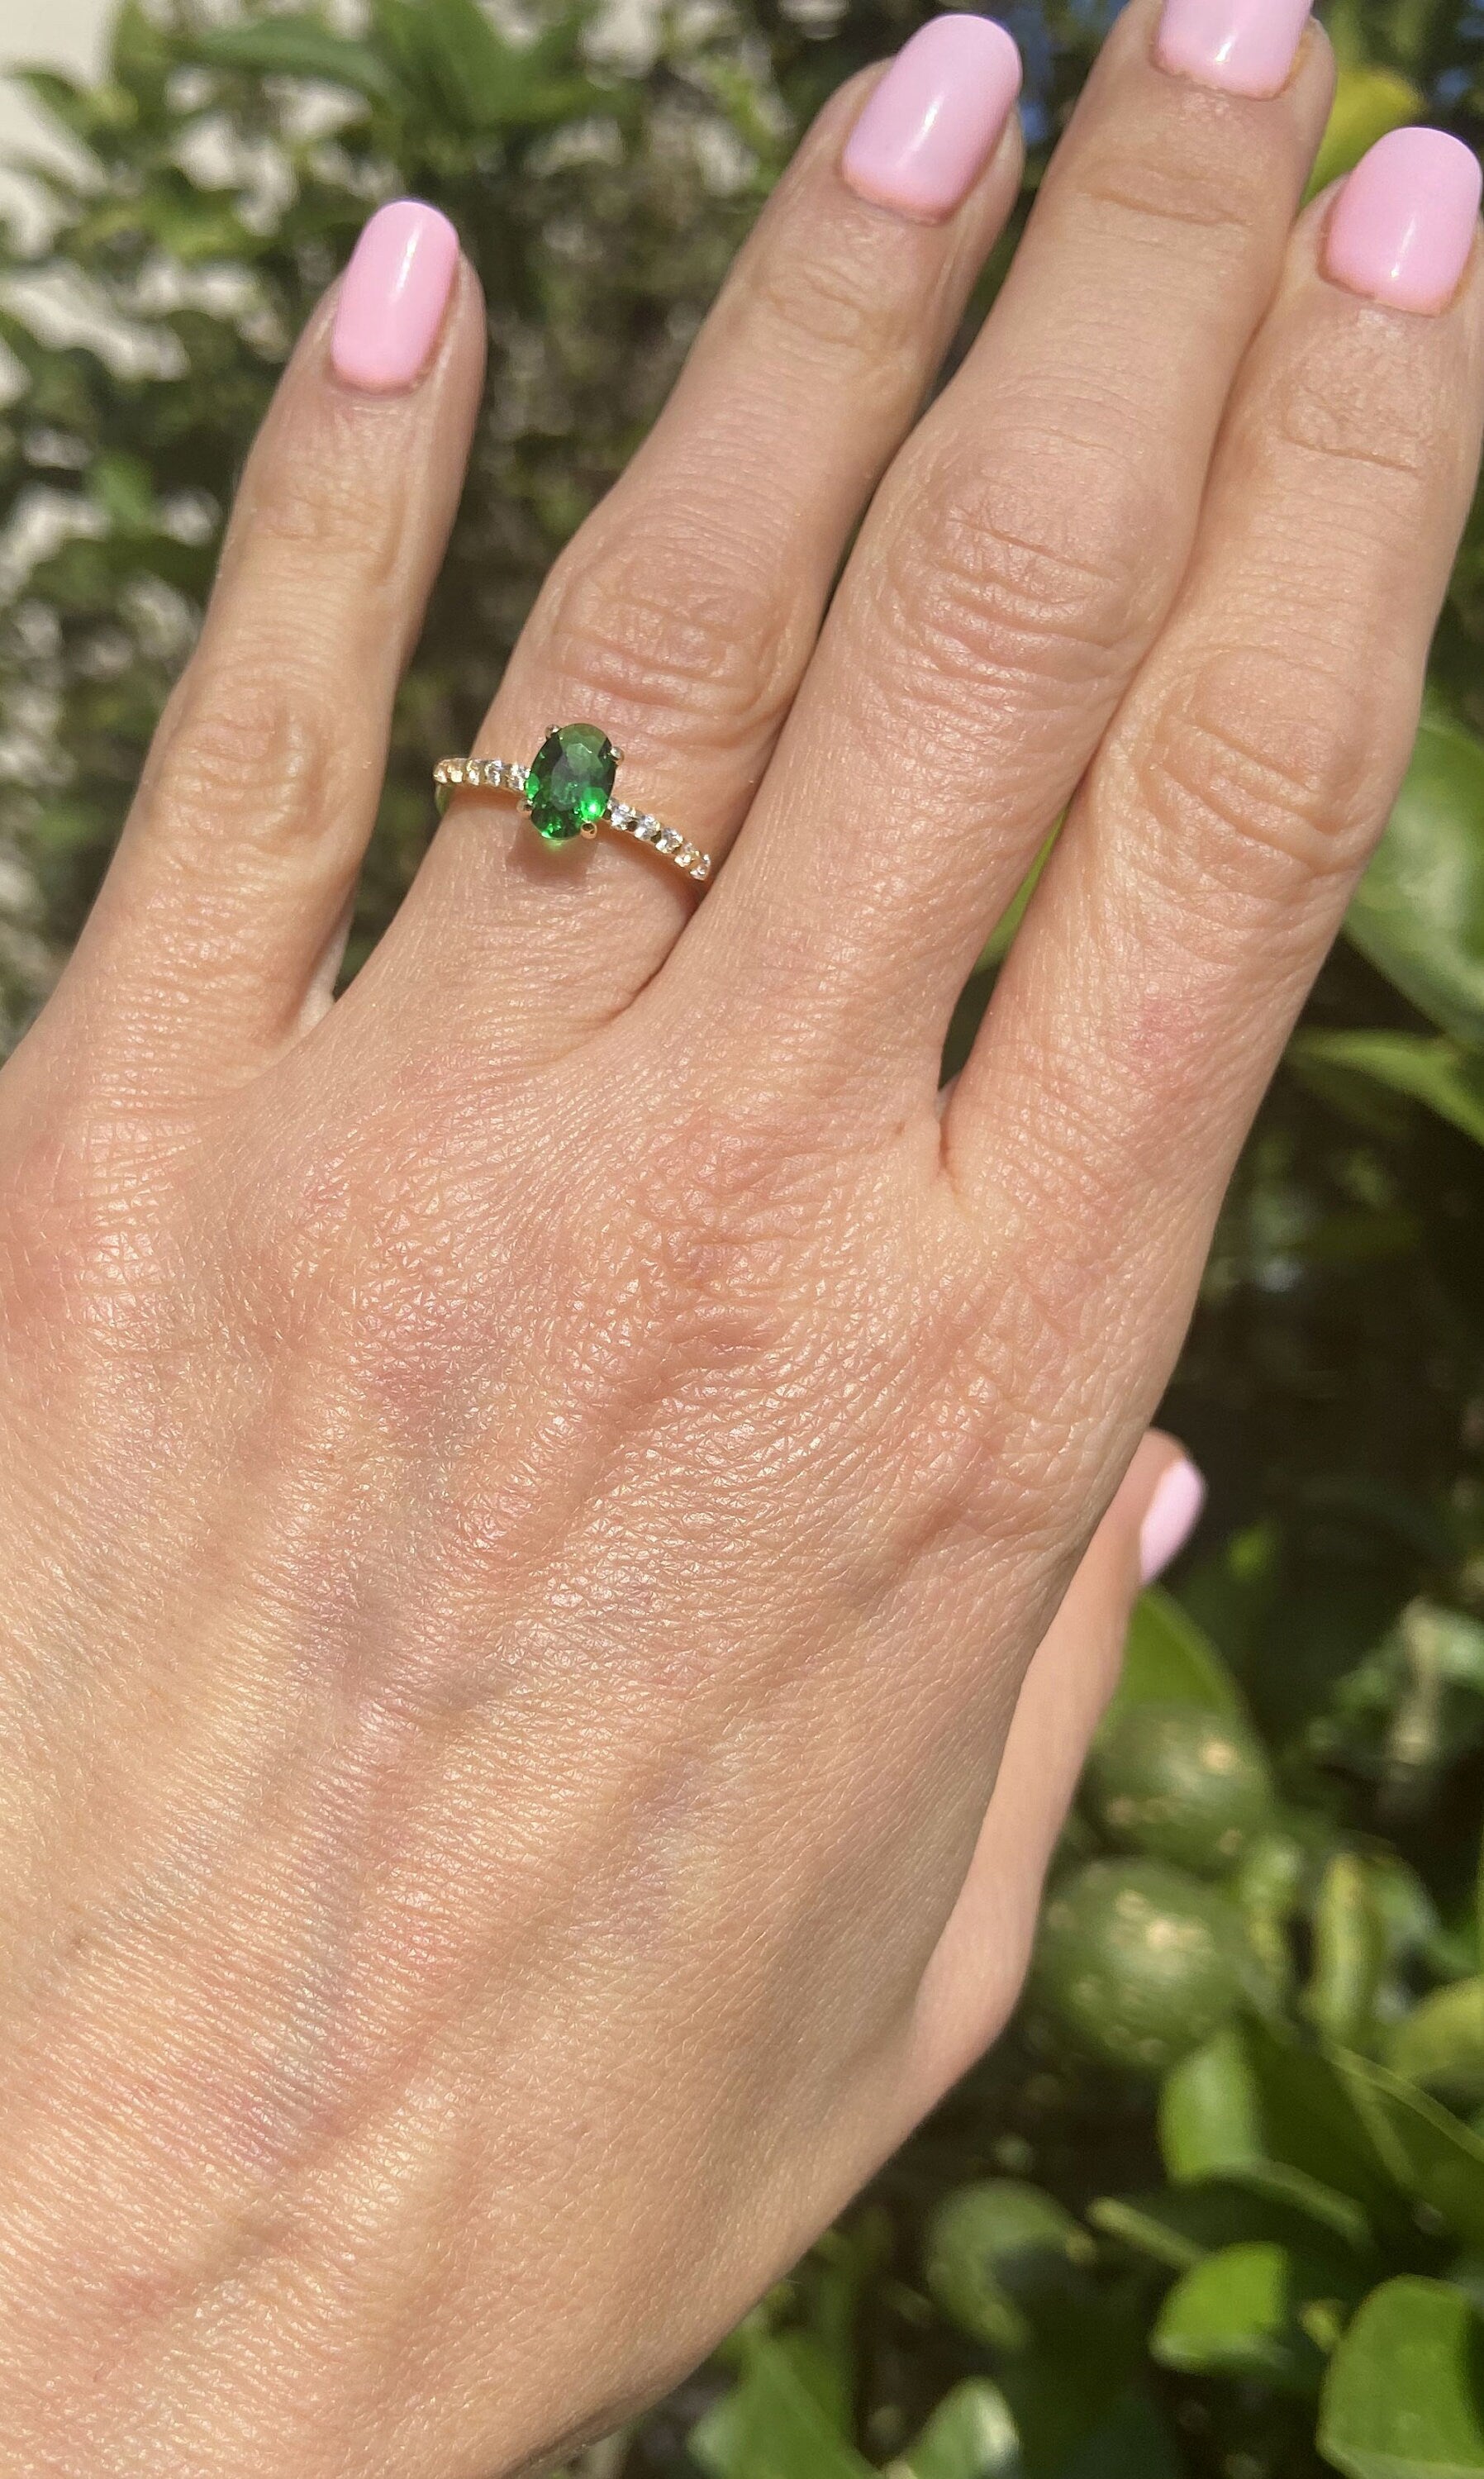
[330,199,460,393]
[841,14,1022,221]
[1139,1456,1206,1584]
[1325,126,1482,314]
[1154,0,1310,96]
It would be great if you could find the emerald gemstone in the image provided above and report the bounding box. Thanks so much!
[526,723,617,845]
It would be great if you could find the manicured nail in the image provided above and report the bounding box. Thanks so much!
[1139,1457,1206,1584]
[331,199,460,393]
[1154,0,1310,97]
[841,15,1022,221]
[1325,127,1482,315]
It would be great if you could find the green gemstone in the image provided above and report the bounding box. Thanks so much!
[526,723,617,845]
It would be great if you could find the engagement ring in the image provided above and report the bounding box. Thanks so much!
[434,725,711,884]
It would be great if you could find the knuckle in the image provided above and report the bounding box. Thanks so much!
[236,406,409,569]
[867,435,1164,726]
[739,222,923,373]
[1266,322,1439,490]
[1072,132,1268,246]
[1134,645,1382,892]
[145,648,340,864]
[537,521,802,759]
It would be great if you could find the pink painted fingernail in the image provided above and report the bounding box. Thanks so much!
[1154,0,1310,97]
[1139,1457,1206,1584]
[331,200,460,392]
[1325,127,1482,315]
[841,15,1022,221]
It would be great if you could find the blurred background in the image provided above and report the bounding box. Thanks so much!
[2,2,1484,2473]
[0,0,109,194]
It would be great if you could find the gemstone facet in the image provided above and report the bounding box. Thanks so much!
[526,724,618,845]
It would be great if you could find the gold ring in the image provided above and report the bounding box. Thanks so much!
[433,724,711,884]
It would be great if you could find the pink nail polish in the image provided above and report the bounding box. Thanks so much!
[841,15,1022,222]
[330,200,460,393]
[1154,0,1310,97]
[1139,1457,1206,1584]
[1325,127,1481,315]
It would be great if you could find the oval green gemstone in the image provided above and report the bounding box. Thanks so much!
[526,723,617,845]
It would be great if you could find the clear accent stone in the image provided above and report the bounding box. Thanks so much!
[609,802,635,829]
[691,859,710,881]
[656,828,681,856]
[507,764,527,792]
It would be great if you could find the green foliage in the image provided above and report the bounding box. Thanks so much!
[4,0,1484,2474]
[925,2183,1096,2353]
[1320,2281,1484,2477]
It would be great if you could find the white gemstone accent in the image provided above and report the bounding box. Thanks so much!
[656,828,681,856]
[691,859,710,881]
[609,802,635,829]
[507,764,527,792]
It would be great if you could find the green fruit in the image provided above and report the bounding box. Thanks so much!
[1032,1859,1246,2076]
[924,2181,1092,2352]
[1087,1702,1275,1876]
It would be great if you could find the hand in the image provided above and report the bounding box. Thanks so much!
[0,3,1477,2468]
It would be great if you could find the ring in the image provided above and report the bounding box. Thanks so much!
[433,724,711,884]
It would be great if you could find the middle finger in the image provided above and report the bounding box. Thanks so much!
[668,0,1331,1094]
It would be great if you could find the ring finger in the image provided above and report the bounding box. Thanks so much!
[370,26,1025,1057]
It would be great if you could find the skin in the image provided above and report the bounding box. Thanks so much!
[0,3,1479,2470]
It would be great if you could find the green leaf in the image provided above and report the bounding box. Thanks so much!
[187,17,400,102]
[89,447,155,534]
[1091,2182,1367,2277]
[1152,2241,1334,2391]
[1293,1033,1484,1151]
[1333,2055,1484,2252]
[1159,2021,1397,2250]
[688,2338,872,2479]
[1103,1587,1247,1728]
[366,0,598,132]
[1387,1983,1484,2109]
[1346,718,1484,1046]
[1319,2279,1484,2477]
[10,66,139,156]
[997,2318,1152,2474]
[924,2182,1092,2353]
[1305,1853,1387,2049]
[884,2381,1023,2479]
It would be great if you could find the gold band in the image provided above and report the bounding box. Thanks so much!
[432,754,712,885]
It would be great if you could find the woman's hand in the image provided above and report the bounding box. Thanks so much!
[0,4,1478,2468]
